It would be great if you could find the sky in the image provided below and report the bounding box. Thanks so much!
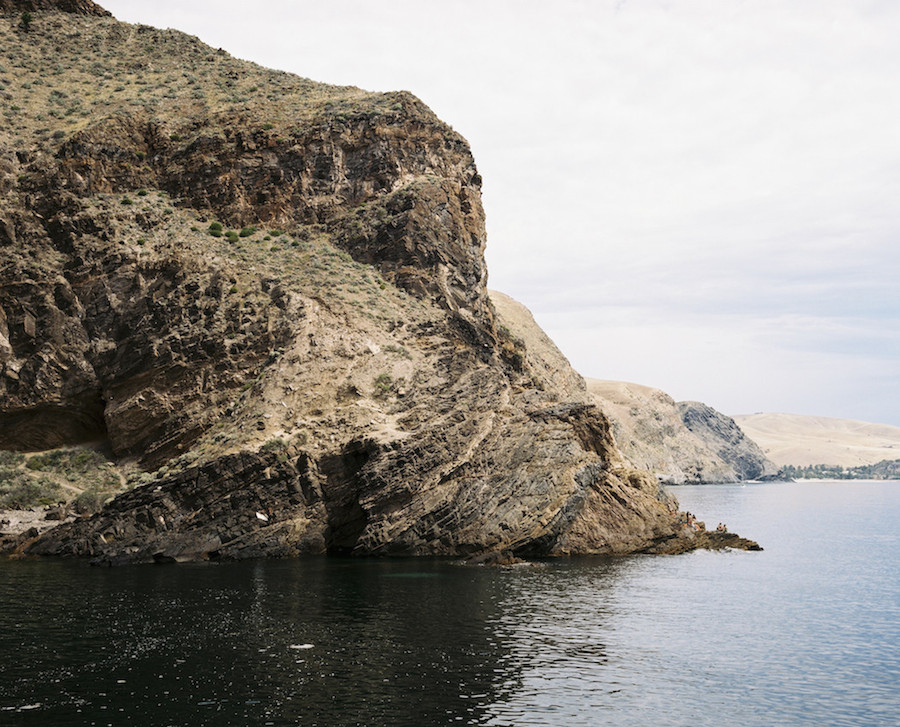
[101,0,900,426]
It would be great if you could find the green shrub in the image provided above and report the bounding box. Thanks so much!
[121,196,133,205]
[384,344,412,359]
[72,488,108,515]
[0,451,25,467]
[260,437,288,453]
[0,473,60,509]
[225,230,240,242]
[208,221,223,237]
[260,437,289,462]
[374,373,393,396]
[26,448,105,475]
[0,479,40,509]
[239,226,257,237]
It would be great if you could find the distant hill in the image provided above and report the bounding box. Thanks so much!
[587,381,777,484]
[488,292,776,484]
[733,413,900,467]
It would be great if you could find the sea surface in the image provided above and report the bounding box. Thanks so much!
[1,480,898,726]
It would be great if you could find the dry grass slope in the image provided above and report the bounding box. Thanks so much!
[733,413,900,467]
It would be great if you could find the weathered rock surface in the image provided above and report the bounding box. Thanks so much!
[0,0,108,16]
[588,381,777,483]
[0,4,758,563]
[678,401,778,481]
[643,527,762,555]
[489,293,776,485]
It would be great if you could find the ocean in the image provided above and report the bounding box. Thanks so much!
[1,480,898,726]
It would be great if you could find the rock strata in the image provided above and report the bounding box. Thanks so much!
[0,6,758,563]
[678,401,778,481]
[587,380,777,484]
[643,527,763,555]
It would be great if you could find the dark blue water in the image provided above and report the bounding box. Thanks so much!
[1,481,898,726]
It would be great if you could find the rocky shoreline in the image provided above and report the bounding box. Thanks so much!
[1,504,762,565]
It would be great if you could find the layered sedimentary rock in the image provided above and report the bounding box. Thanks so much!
[0,2,755,563]
[490,293,776,484]
[589,382,777,483]
[677,402,777,481]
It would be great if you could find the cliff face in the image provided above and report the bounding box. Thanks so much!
[488,294,776,485]
[588,381,777,483]
[0,6,700,562]
[676,402,778,481]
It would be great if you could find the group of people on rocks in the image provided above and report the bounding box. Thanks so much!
[676,511,727,533]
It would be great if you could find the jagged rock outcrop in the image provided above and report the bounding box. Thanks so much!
[588,380,777,483]
[678,401,778,481]
[489,293,776,484]
[0,5,755,562]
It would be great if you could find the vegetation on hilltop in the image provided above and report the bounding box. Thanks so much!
[0,8,400,147]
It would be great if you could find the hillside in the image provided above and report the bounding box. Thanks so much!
[587,381,776,483]
[489,293,775,484]
[733,413,900,468]
[0,1,754,562]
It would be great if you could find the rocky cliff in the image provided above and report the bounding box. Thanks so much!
[676,401,778,481]
[489,294,777,484]
[0,2,743,562]
[587,381,776,483]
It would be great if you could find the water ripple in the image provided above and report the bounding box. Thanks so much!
[1,482,899,726]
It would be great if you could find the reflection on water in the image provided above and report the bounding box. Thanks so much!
[2,481,899,726]
[1,558,516,726]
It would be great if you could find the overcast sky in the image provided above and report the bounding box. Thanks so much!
[102,0,900,426]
